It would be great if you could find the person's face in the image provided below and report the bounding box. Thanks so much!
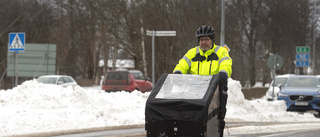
[199,36,213,51]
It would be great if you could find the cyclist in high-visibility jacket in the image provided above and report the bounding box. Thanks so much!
[173,25,232,137]
[173,25,232,77]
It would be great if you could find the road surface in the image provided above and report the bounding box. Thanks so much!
[8,122,320,137]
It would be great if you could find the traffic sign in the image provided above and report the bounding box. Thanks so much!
[267,54,283,70]
[7,43,57,77]
[296,61,309,67]
[9,32,25,52]
[154,31,176,36]
[296,46,310,67]
[296,53,310,60]
[146,30,153,36]
[146,30,176,36]
[296,46,310,53]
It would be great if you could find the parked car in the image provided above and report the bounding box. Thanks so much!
[317,75,320,80]
[265,74,293,101]
[128,70,150,81]
[277,75,320,117]
[102,70,152,93]
[37,75,77,88]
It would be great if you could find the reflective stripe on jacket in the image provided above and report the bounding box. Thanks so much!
[173,44,232,77]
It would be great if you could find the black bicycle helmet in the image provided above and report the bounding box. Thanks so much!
[196,25,215,41]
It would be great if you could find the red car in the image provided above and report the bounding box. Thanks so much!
[102,70,153,93]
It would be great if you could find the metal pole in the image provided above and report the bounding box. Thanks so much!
[313,2,316,74]
[220,0,225,46]
[15,52,18,87]
[272,55,277,101]
[152,30,155,86]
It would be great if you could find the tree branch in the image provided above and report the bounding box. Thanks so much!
[0,13,23,39]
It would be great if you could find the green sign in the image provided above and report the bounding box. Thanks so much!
[296,46,310,53]
[7,43,56,77]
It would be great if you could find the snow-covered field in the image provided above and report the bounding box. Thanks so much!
[0,78,319,136]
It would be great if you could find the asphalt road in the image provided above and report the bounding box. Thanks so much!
[225,128,320,137]
[53,128,145,137]
[7,122,320,137]
[50,122,320,137]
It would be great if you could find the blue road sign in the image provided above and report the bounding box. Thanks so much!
[296,61,309,67]
[296,53,310,60]
[9,33,25,52]
[296,46,310,67]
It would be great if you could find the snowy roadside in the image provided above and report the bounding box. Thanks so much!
[0,78,319,136]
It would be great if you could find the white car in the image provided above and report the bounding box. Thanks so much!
[37,75,77,88]
[265,74,294,101]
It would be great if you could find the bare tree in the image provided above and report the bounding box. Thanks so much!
[0,0,316,88]
[264,0,311,75]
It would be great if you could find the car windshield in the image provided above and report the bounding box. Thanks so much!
[59,77,74,83]
[37,77,57,84]
[106,72,128,80]
[273,77,287,86]
[105,71,129,85]
[131,72,143,80]
[284,77,320,87]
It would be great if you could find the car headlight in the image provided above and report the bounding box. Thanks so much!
[278,92,288,97]
[315,94,320,98]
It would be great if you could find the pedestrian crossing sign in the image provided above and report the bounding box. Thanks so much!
[9,32,25,52]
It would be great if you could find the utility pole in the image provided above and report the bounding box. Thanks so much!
[312,1,317,74]
[220,0,225,47]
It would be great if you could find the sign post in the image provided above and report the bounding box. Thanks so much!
[8,32,25,87]
[146,30,176,85]
[267,54,283,101]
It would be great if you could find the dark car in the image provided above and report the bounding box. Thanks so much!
[102,70,152,93]
[277,75,320,117]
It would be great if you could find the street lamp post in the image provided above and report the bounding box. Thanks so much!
[220,0,225,47]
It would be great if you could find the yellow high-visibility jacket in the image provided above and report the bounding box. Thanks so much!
[173,44,232,77]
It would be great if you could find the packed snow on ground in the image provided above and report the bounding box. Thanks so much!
[0,78,319,136]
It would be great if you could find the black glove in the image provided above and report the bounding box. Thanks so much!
[219,72,228,82]
[219,72,228,91]
[173,71,182,74]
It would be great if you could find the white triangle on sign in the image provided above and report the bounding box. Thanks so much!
[9,34,24,49]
